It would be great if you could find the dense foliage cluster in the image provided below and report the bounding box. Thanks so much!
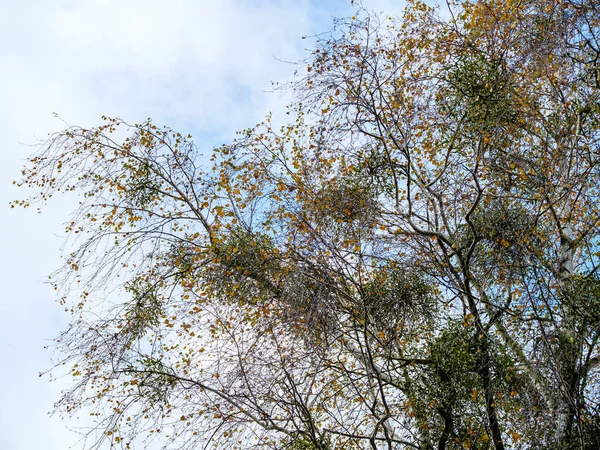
[14,0,600,448]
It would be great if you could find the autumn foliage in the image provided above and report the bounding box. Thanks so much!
[14,0,600,448]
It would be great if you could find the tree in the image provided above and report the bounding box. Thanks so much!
[13,0,600,448]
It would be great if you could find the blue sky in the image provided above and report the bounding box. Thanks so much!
[0,1,406,449]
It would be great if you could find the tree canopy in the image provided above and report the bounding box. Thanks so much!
[14,0,600,448]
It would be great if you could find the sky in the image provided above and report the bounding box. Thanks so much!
[0,1,406,449]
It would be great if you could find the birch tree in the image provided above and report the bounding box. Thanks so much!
[14,0,600,448]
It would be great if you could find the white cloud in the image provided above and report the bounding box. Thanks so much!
[0,0,405,448]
